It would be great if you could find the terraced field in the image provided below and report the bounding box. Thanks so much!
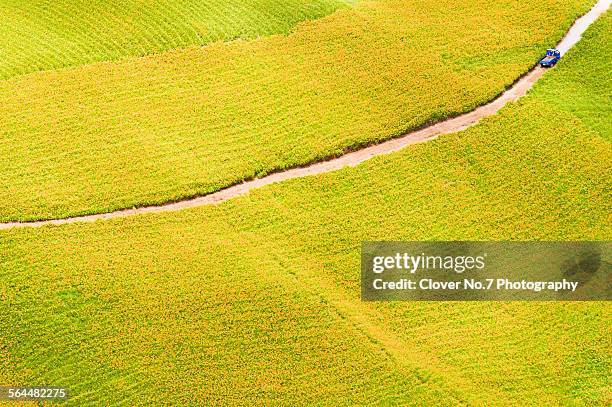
[1,8,609,406]
[0,0,593,222]
[0,0,354,79]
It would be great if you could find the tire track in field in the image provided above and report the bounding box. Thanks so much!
[291,265,509,405]
[1,0,609,230]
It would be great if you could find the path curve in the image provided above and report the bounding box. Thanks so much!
[2,0,609,231]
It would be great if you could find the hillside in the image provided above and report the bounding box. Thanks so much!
[1,8,609,406]
[0,0,354,80]
[0,0,593,222]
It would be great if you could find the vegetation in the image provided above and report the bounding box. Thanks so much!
[0,0,593,222]
[1,9,609,405]
[0,0,354,80]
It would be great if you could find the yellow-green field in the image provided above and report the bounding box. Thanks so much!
[0,0,355,80]
[0,0,593,222]
[1,9,609,406]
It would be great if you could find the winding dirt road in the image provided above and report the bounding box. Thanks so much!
[1,0,609,230]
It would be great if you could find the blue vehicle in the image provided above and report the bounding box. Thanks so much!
[539,48,561,67]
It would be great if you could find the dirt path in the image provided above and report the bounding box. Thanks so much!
[1,0,609,231]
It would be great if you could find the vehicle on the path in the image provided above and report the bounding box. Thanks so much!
[539,48,561,67]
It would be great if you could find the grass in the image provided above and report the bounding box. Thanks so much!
[0,0,355,80]
[1,8,610,406]
[0,0,594,222]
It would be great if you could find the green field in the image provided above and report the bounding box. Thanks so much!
[1,9,609,406]
[0,0,593,222]
[0,0,354,80]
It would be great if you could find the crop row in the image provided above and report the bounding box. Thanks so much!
[0,0,352,80]
[0,0,594,221]
[0,221,447,405]
[1,10,610,405]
